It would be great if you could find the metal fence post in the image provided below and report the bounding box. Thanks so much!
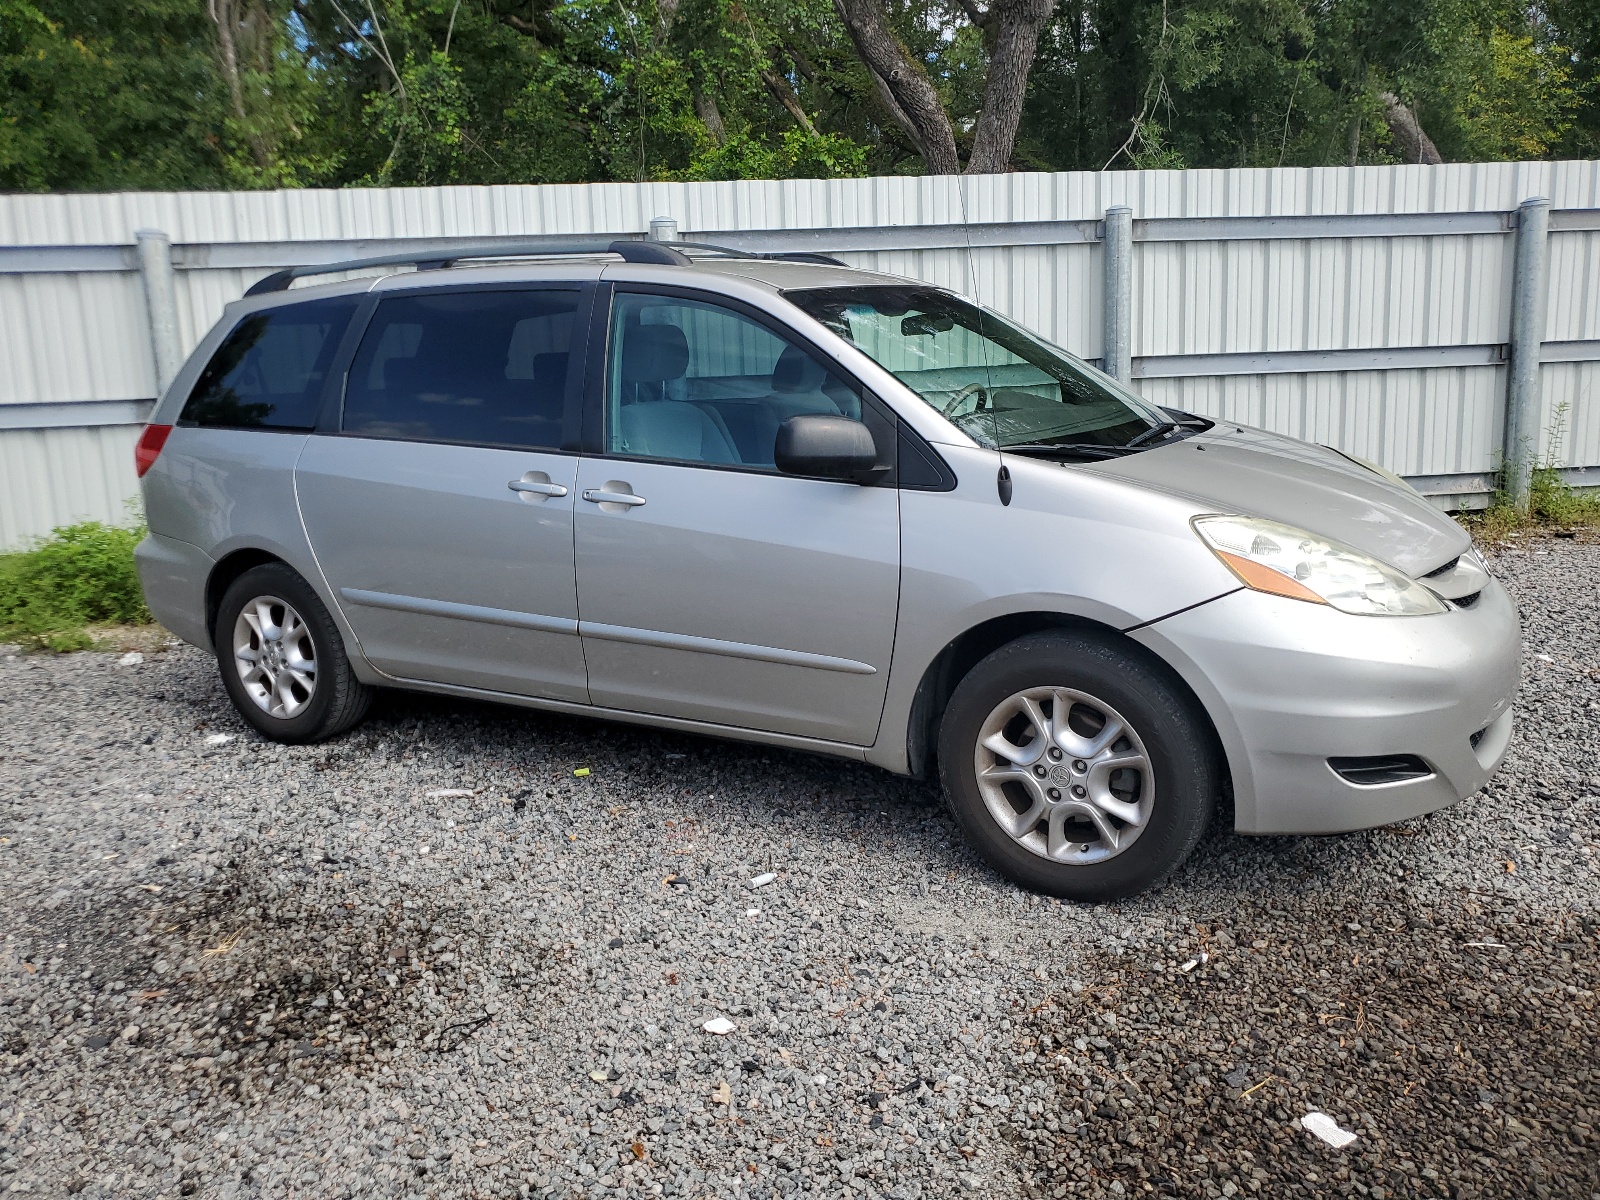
[648,215,679,242]
[135,229,182,397]
[1102,206,1133,383]
[1504,196,1551,513]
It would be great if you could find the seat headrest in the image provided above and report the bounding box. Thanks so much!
[622,324,690,385]
[771,344,827,394]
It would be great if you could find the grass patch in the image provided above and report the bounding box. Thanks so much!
[0,521,152,652]
[1472,466,1600,541]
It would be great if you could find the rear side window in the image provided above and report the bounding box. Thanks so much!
[342,290,578,451]
[181,297,358,430]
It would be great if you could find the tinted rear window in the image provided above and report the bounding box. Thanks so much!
[342,290,578,450]
[181,297,358,430]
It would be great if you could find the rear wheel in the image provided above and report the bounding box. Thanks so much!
[215,563,372,743]
[938,630,1219,900]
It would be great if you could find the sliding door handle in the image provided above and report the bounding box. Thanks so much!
[582,489,646,507]
[508,479,569,498]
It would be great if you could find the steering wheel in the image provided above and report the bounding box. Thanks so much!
[941,382,988,418]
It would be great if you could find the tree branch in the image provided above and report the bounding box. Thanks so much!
[760,67,820,137]
[1381,91,1442,165]
[832,0,959,173]
[965,0,1053,174]
[955,0,991,28]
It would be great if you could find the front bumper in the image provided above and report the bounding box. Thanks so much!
[1132,579,1521,834]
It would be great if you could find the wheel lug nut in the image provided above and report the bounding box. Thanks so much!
[1033,765,1048,778]
[1048,788,1061,800]
[1048,748,1062,761]
[1073,760,1087,772]
[1071,785,1087,798]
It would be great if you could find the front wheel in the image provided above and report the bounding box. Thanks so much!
[937,630,1220,901]
[215,563,372,744]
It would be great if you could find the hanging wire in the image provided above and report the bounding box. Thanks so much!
[954,171,1010,501]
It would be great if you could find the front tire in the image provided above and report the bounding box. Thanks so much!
[215,563,372,744]
[938,630,1219,901]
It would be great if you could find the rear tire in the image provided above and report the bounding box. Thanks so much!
[937,629,1219,901]
[214,563,372,744]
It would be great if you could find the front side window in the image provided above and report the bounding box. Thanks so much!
[343,290,577,450]
[181,297,358,430]
[606,292,862,469]
[786,286,1163,451]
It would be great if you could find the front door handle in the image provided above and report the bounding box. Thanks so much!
[582,489,647,508]
[508,478,569,498]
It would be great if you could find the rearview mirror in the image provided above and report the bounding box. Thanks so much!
[774,414,882,483]
[902,312,955,336]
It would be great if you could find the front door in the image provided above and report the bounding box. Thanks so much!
[572,289,901,745]
[296,285,591,701]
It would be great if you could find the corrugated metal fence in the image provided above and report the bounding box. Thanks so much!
[3,162,1599,548]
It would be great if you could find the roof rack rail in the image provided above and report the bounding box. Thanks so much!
[243,237,691,296]
[672,241,848,267]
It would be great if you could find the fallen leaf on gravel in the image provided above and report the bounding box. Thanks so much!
[202,930,242,956]
[703,1016,735,1035]
[136,884,162,893]
[631,1141,646,1160]
[711,1081,732,1105]
[573,767,591,777]
[1301,1111,1359,1148]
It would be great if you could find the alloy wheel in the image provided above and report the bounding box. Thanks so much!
[972,686,1154,865]
[232,594,318,719]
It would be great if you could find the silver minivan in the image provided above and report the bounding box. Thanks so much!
[134,240,1520,900]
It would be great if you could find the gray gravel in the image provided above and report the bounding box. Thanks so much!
[2,533,1597,1200]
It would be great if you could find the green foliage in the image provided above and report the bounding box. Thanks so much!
[683,128,867,180]
[1,0,1595,187]
[0,522,152,652]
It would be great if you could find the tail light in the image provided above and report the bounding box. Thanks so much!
[135,424,173,478]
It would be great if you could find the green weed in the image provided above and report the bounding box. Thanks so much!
[1472,402,1600,540]
[0,521,152,651]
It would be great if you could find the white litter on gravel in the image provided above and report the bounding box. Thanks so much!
[116,652,144,666]
[748,871,777,888]
[203,732,231,746]
[1302,1111,1360,1148]
[424,788,474,798]
[702,1016,736,1035]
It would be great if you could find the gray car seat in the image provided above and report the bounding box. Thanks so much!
[616,324,739,464]
[743,345,853,465]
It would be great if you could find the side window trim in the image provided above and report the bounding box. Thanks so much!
[315,292,380,434]
[594,283,902,484]
[315,281,593,453]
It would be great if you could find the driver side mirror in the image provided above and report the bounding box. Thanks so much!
[774,414,883,483]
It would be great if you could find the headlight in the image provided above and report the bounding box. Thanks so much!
[1193,516,1448,616]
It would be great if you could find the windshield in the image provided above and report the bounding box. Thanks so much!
[785,285,1164,450]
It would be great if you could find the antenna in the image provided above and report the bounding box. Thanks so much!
[954,172,1010,505]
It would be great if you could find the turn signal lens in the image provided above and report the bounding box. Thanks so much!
[135,424,172,478]
[1193,515,1448,616]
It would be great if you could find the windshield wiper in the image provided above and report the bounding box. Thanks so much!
[1123,419,1180,449]
[1001,442,1132,461]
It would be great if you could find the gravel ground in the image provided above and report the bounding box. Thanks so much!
[1,533,1597,1200]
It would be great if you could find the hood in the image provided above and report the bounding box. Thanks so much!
[1091,423,1470,576]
